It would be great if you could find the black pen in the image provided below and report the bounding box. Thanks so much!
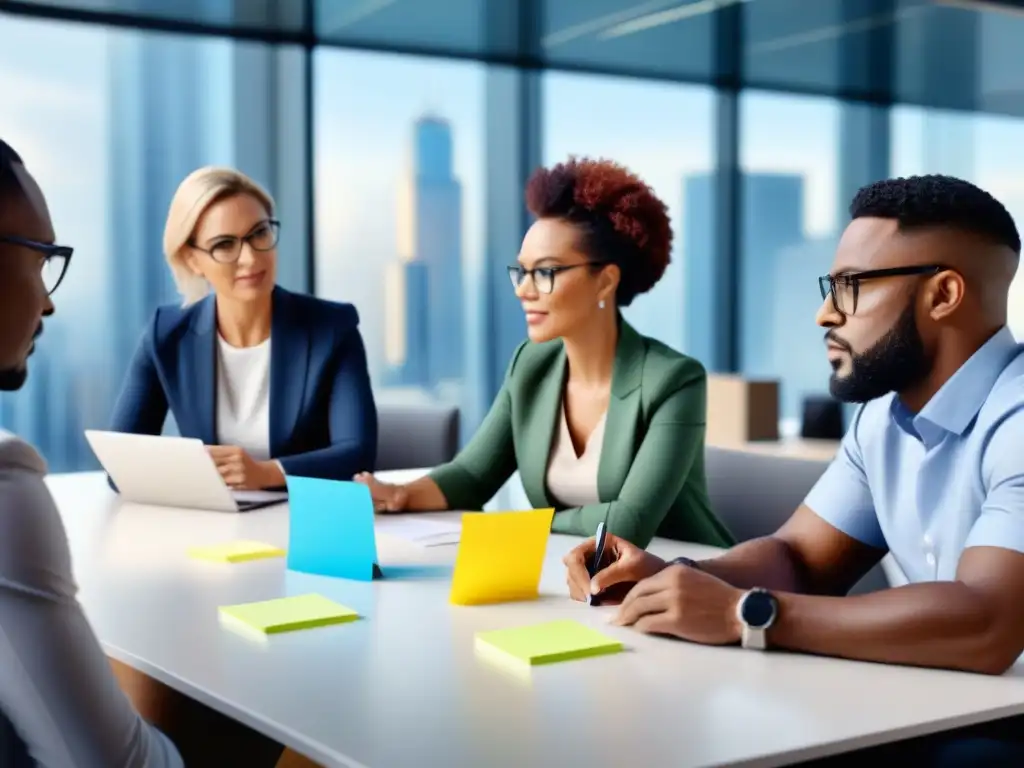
[586,520,607,606]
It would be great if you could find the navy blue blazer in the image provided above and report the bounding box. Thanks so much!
[109,285,377,481]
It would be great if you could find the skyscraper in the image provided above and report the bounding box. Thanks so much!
[385,115,464,389]
[104,33,207,443]
[683,172,805,373]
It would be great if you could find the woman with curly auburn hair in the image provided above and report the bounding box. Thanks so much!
[357,157,733,549]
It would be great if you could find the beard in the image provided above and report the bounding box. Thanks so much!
[828,301,931,403]
[0,323,41,392]
[0,366,27,392]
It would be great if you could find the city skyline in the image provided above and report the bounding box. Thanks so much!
[385,115,465,391]
[7,14,1024,467]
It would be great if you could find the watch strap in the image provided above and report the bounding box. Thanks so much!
[669,556,700,570]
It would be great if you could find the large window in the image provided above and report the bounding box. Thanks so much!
[542,72,715,355]
[0,15,302,471]
[12,0,307,32]
[739,91,842,426]
[892,106,1024,337]
[11,0,1024,467]
[313,50,486,438]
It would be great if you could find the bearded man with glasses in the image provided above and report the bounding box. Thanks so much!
[568,175,1024,766]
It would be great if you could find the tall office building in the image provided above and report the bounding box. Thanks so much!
[0,35,204,469]
[770,236,838,421]
[108,35,204,365]
[683,172,805,373]
[103,34,207,453]
[385,115,464,389]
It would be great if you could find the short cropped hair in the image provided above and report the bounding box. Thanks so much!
[0,139,25,209]
[850,175,1021,255]
[525,157,672,307]
[164,166,276,305]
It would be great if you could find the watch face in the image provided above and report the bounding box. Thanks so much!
[741,591,776,629]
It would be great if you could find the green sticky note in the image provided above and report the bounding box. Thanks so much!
[475,619,623,672]
[219,594,360,640]
[189,540,285,563]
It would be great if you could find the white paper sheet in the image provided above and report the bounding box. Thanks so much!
[375,516,462,547]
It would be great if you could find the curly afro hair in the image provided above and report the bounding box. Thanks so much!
[850,174,1020,255]
[524,156,672,307]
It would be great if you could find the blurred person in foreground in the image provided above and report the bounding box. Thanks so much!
[356,157,733,549]
[566,175,1024,766]
[109,166,377,489]
[0,138,183,766]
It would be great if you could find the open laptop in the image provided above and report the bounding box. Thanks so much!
[84,430,287,512]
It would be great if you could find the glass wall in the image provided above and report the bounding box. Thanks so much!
[891,106,1024,337]
[5,0,1024,469]
[0,14,305,470]
[542,72,715,353]
[738,91,843,424]
[313,50,486,437]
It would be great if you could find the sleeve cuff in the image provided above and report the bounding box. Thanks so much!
[965,512,1024,555]
[427,463,485,511]
[804,475,885,549]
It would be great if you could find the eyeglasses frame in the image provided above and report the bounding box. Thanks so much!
[0,235,74,295]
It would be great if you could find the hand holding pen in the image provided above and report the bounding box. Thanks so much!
[563,528,669,605]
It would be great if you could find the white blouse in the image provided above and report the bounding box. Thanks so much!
[545,401,607,507]
[215,335,271,460]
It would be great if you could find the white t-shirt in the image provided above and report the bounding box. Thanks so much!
[215,335,271,459]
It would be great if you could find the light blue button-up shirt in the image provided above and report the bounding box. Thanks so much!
[805,326,1024,583]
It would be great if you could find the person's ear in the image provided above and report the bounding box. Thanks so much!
[597,263,620,306]
[183,249,204,277]
[926,269,965,321]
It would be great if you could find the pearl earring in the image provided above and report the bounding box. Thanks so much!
[598,299,606,309]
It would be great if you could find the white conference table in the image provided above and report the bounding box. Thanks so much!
[48,470,1024,768]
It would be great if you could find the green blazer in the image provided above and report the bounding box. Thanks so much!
[429,321,735,549]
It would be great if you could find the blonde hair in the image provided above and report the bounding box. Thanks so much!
[163,166,276,305]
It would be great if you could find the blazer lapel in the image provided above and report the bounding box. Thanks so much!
[597,319,645,501]
[269,287,310,456]
[187,295,217,446]
[517,346,565,509]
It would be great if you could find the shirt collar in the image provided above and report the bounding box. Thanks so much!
[891,326,1020,442]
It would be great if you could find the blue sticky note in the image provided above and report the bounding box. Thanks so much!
[285,476,380,582]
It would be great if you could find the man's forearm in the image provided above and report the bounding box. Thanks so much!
[770,581,1014,675]
[696,536,809,593]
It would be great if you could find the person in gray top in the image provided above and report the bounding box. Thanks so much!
[0,139,183,767]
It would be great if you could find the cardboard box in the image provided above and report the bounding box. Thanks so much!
[706,375,780,445]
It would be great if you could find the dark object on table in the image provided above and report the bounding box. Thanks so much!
[801,395,844,440]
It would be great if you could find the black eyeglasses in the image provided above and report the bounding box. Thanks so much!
[507,262,606,294]
[0,235,73,295]
[190,219,280,264]
[818,265,944,316]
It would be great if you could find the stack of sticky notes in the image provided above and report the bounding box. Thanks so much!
[189,540,285,563]
[219,593,359,640]
[475,619,623,672]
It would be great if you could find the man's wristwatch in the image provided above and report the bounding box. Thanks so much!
[736,587,779,650]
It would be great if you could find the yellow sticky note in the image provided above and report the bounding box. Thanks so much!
[449,508,553,605]
[475,620,623,673]
[219,593,359,640]
[189,540,285,563]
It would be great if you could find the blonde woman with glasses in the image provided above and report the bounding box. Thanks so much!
[109,166,377,489]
